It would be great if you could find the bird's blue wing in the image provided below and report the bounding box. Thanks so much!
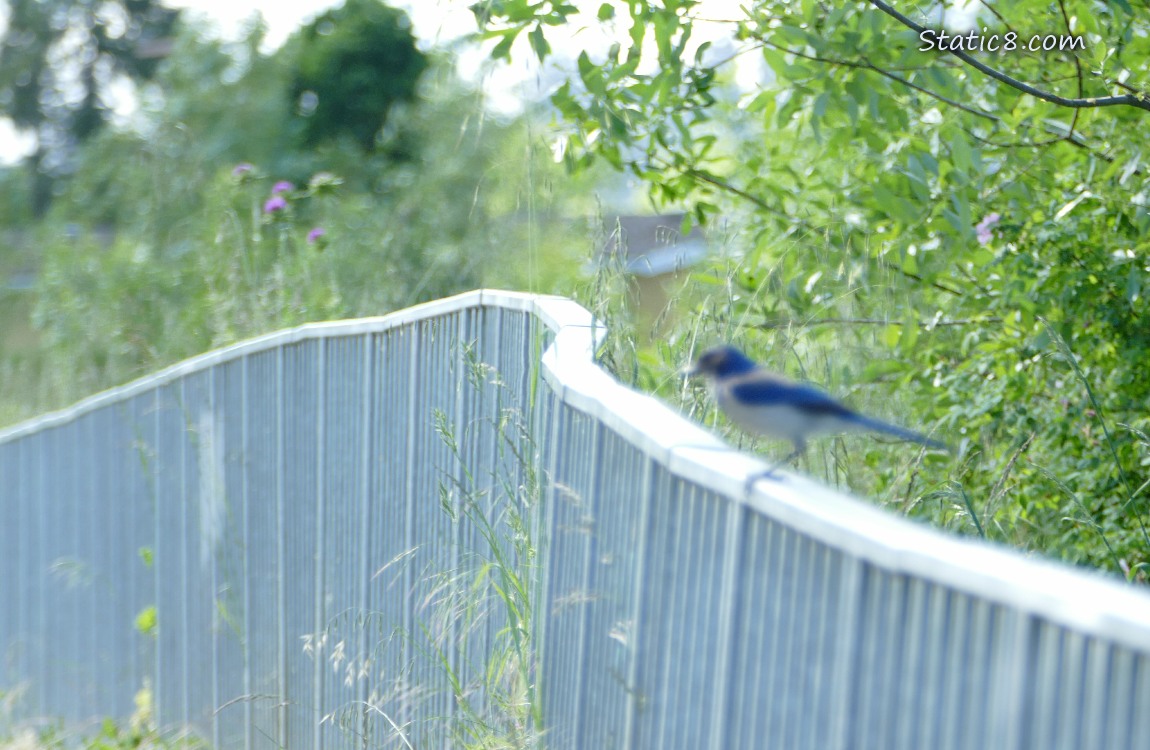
[726,372,947,449]
[729,377,854,417]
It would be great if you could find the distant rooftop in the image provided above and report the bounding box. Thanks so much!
[600,213,708,278]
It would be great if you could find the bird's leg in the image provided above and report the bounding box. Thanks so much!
[743,443,805,493]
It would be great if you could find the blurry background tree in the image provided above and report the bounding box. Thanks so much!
[289,0,428,153]
[0,0,180,215]
[472,0,1150,577]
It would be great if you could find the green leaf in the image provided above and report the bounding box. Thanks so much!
[491,29,518,60]
[903,249,918,275]
[882,324,901,348]
[948,130,973,176]
[607,56,640,83]
[812,91,829,120]
[899,309,920,354]
[1127,267,1142,304]
[862,358,906,380]
[528,25,550,60]
[135,605,158,637]
[694,41,712,65]
[598,2,615,21]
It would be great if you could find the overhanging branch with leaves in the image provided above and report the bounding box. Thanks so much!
[867,0,1150,112]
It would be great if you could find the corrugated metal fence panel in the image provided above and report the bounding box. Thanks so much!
[540,401,599,749]
[317,333,368,750]
[4,290,1150,750]
[633,471,730,750]
[244,346,283,750]
[0,430,18,695]
[124,392,158,721]
[281,338,320,748]
[407,314,460,745]
[184,370,216,736]
[362,326,414,748]
[152,380,186,730]
[215,357,249,750]
[727,513,849,750]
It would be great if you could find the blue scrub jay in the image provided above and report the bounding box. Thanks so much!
[688,345,945,474]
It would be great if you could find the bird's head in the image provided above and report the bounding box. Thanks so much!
[687,345,759,379]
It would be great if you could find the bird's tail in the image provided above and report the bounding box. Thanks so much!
[851,414,949,451]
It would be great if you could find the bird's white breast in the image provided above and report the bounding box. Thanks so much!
[713,380,860,443]
[714,383,808,442]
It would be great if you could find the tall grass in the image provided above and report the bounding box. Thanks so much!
[304,346,546,749]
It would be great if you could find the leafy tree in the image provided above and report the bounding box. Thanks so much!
[0,0,179,215]
[472,0,1150,576]
[290,0,428,152]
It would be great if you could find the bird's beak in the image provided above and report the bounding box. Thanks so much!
[681,362,701,378]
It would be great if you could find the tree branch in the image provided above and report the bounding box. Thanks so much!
[755,315,999,330]
[889,265,965,296]
[1057,0,1084,141]
[860,55,996,120]
[748,35,1000,121]
[752,36,1107,155]
[681,166,791,219]
[868,0,1150,112]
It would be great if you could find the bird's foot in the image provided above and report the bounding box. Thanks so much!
[743,450,802,493]
[743,467,782,494]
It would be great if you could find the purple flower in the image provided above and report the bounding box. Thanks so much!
[232,163,253,176]
[264,195,287,213]
[271,180,295,195]
[975,212,1001,245]
[307,227,326,244]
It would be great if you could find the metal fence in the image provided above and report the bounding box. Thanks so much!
[3,289,1150,749]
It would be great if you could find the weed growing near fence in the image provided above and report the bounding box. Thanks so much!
[0,683,203,750]
[304,344,545,748]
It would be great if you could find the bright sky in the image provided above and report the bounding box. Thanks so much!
[0,0,756,165]
[168,0,472,49]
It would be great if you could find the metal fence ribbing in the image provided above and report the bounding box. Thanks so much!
[3,290,1150,749]
[0,293,532,746]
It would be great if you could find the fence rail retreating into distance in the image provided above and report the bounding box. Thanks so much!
[3,289,1150,749]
